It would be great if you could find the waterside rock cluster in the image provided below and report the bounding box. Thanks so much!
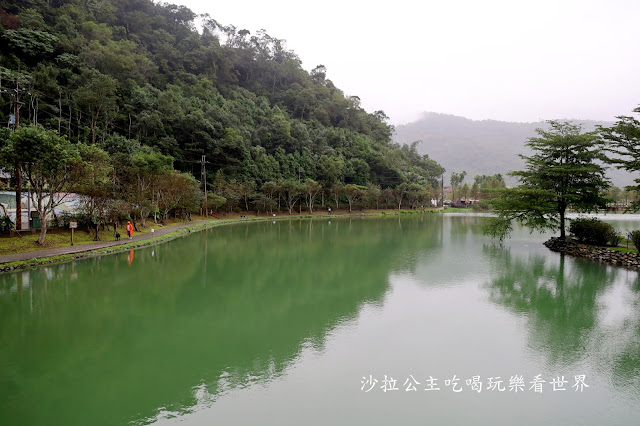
[544,237,640,269]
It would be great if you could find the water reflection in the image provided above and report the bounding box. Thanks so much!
[0,216,442,426]
[483,244,640,395]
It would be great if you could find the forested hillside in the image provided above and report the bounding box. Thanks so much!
[0,0,443,192]
[393,112,631,187]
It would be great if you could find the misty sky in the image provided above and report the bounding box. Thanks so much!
[177,0,640,125]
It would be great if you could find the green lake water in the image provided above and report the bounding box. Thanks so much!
[1,214,639,425]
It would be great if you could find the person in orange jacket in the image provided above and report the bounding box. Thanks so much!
[126,221,134,239]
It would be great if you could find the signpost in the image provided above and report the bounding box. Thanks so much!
[70,221,77,246]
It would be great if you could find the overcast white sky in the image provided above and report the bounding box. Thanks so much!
[176,0,640,125]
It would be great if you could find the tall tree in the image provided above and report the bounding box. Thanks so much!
[1,126,81,245]
[485,121,609,240]
[330,182,344,209]
[450,170,466,202]
[365,183,381,209]
[303,179,322,214]
[344,184,365,213]
[406,183,428,209]
[157,171,200,221]
[599,106,640,207]
[394,182,409,211]
[74,143,113,240]
[280,179,301,214]
[237,181,256,211]
[471,174,506,200]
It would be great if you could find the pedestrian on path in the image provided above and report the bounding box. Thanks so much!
[126,221,134,239]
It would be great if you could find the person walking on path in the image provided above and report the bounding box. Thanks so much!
[126,221,134,239]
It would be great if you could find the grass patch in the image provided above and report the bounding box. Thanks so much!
[609,246,638,253]
[442,207,474,213]
[0,219,227,271]
[0,217,202,256]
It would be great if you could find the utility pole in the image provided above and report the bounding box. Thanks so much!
[298,169,302,214]
[201,155,207,217]
[13,78,23,231]
[441,175,444,208]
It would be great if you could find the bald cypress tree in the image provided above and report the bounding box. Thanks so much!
[485,121,610,240]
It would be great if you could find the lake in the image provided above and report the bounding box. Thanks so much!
[1,214,639,425]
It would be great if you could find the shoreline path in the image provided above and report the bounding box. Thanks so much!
[0,220,212,264]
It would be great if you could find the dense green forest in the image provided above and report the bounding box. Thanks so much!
[0,0,443,195]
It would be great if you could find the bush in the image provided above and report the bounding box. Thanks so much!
[630,230,640,251]
[608,231,623,247]
[0,216,14,233]
[569,217,619,246]
[472,201,490,211]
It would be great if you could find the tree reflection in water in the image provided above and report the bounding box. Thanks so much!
[483,244,640,395]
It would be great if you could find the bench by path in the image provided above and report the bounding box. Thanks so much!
[0,220,213,264]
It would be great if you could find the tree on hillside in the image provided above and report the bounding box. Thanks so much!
[344,184,365,213]
[262,181,280,213]
[129,147,173,227]
[237,181,256,211]
[365,183,381,209]
[157,171,200,222]
[471,174,506,200]
[485,121,609,240]
[303,179,322,214]
[281,179,302,214]
[406,183,428,209]
[381,187,394,209]
[599,106,640,207]
[394,182,409,211]
[74,143,113,240]
[206,192,227,213]
[330,182,344,209]
[1,126,81,245]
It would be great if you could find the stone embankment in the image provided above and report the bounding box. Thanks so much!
[544,237,640,269]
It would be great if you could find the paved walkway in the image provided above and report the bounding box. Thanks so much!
[0,220,215,264]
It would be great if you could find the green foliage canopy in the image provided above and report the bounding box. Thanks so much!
[484,121,610,240]
[599,106,640,207]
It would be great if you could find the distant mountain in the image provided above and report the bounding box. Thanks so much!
[393,112,633,187]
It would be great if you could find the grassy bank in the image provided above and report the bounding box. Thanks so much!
[441,207,474,213]
[0,218,239,272]
[0,217,198,256]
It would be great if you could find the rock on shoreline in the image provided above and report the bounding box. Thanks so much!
[544,237,640,269]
